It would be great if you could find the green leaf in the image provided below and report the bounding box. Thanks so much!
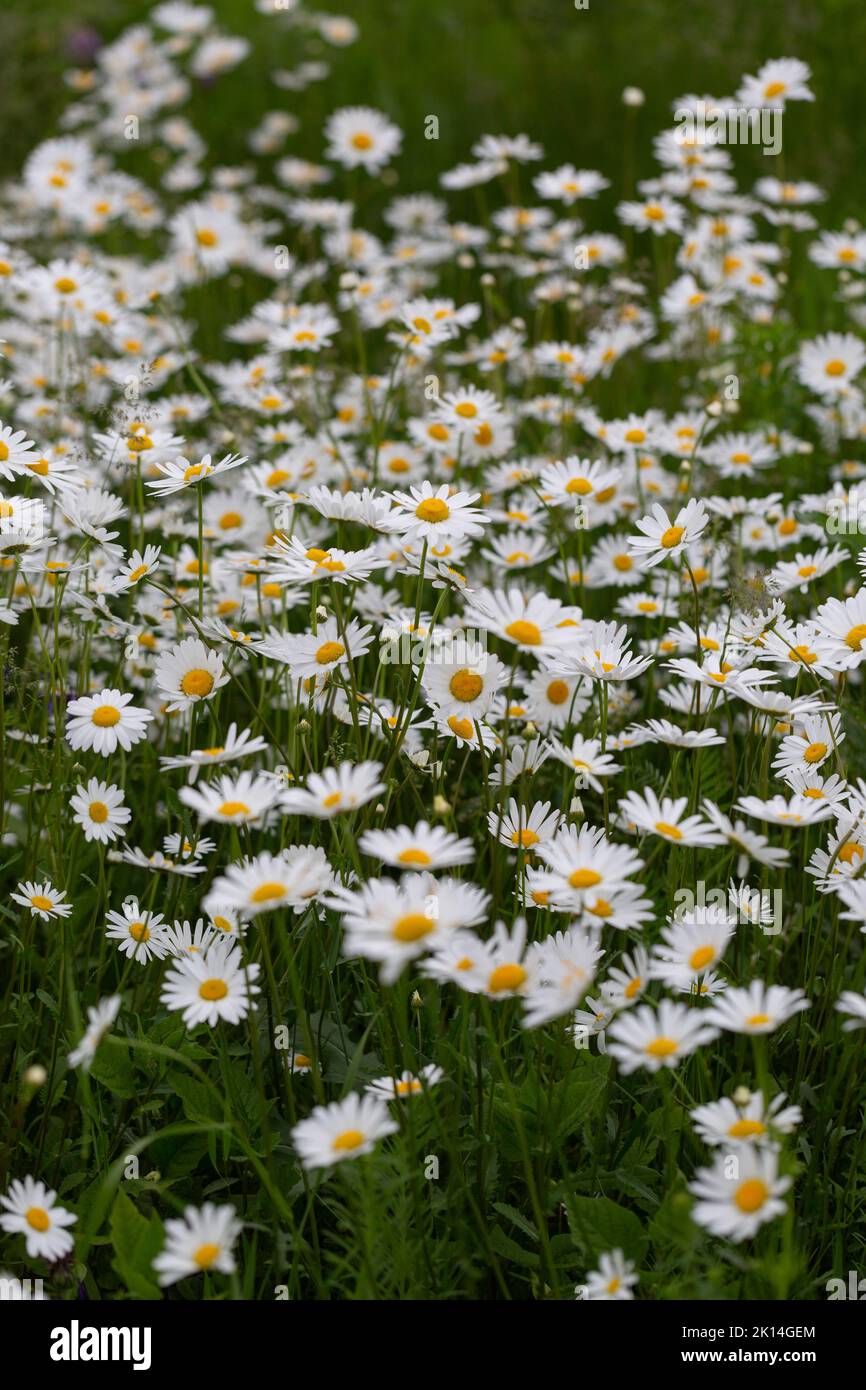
[565,1194,648,1261]
[110,1190,164,1300]
[89,1043,137,1099]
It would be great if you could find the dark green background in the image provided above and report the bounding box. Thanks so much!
[3,0,864,220]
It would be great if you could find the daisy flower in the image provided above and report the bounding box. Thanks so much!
[797,332,866,398]
[68,994,121,1071]
[204,846,335,919]
[578,1248,638,1301]
[153,1203,242,1287]
[65,689,153,755]
[0,1177,76,1261]
[487,797,562,851]
[388,481,488,546]
[179,771,280,827]
[155,637,230,712]
[280,761,385,818]
[835,990,866,1031]
[11,880,72,921]
[324,106,402,173]
[69,778,130,844]
[145,452,247,497]
[326,873,489,983]
[607,1000,719,1074]
[364,1064,445,1100]
[105,901,169,963]
[160,938,261,1028]
[292,1093,398,1170]
[617,788,724,846]
[358,821,474,870]
[627,499,708,569]
[704,979,810,1034]
[690,1091,802,1148]
[689,1145,791,1243]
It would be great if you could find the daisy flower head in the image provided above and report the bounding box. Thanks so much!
[327,873,489,983]
[618,788,724,847]
[160,937,261,1028]
[11,880,72,921]
[146,452,247,497]
[280,760,385,819]
[69,778,130,843]
[690,1091,802,1148]
[388,481,488,547]
[578,1248,638,1301]
[65,689,153,756]
[0,1177,77,1261]
[704,979,810,1034]
[689,1145,791,1242]
[205,845,336,919]
[627,499,709,569]
[358,821,474,871]
[365,1063,445,1101]
[153,1203,242,1287]
[292,1093,398,1170]
[68,994,121,1070]
[105,900,169,963]
[155,638,229,712]
[324,106,402,173]
[607,1000,719,1074]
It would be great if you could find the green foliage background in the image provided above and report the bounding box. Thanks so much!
[3,0,865,218]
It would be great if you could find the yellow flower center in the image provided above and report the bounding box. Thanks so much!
[415,497,450,523]
[251,882,287,904]
[398,848,432,866]
[565,476,592,495]
[661,525,685,548]
[505,619,542,646]
[194,1242,221,1269]
[655,821,682,840]
[735,1178,768,1212]
[31,896,54,911]
[351,132,373,150]
[747,1013,770,1027]
[199,979,228,1001]
[449,670,483,702]
[92,705,121,727]
[25,1207,50,1232]
[845,624,866,651]
[512,828,539,848]
[196,229,218,247]
[219,801,251,818]
[546,680,569,705]
[824,359,846,376]
[613,554,632,571]
[488,963,527,993]
[689,945,715,970]
[729,1119,766,1139]
[181,669,215,698]
[333,1128,365,1150]
[447,715,474,740]
[569,868,602,888]
[129,922,149,942]
[315,640,345,665]
[645,1037,678,1057]
[393,913,434,943]
[89,801,109,823]
[803,741,827,764]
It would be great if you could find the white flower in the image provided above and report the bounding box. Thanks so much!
[160,938,261,1028]
[153,1203,242,1286]
[689,1145,791,1242]
[65,689,153,755]
[0,1176,76,1261]
[292,1093,398,1169]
